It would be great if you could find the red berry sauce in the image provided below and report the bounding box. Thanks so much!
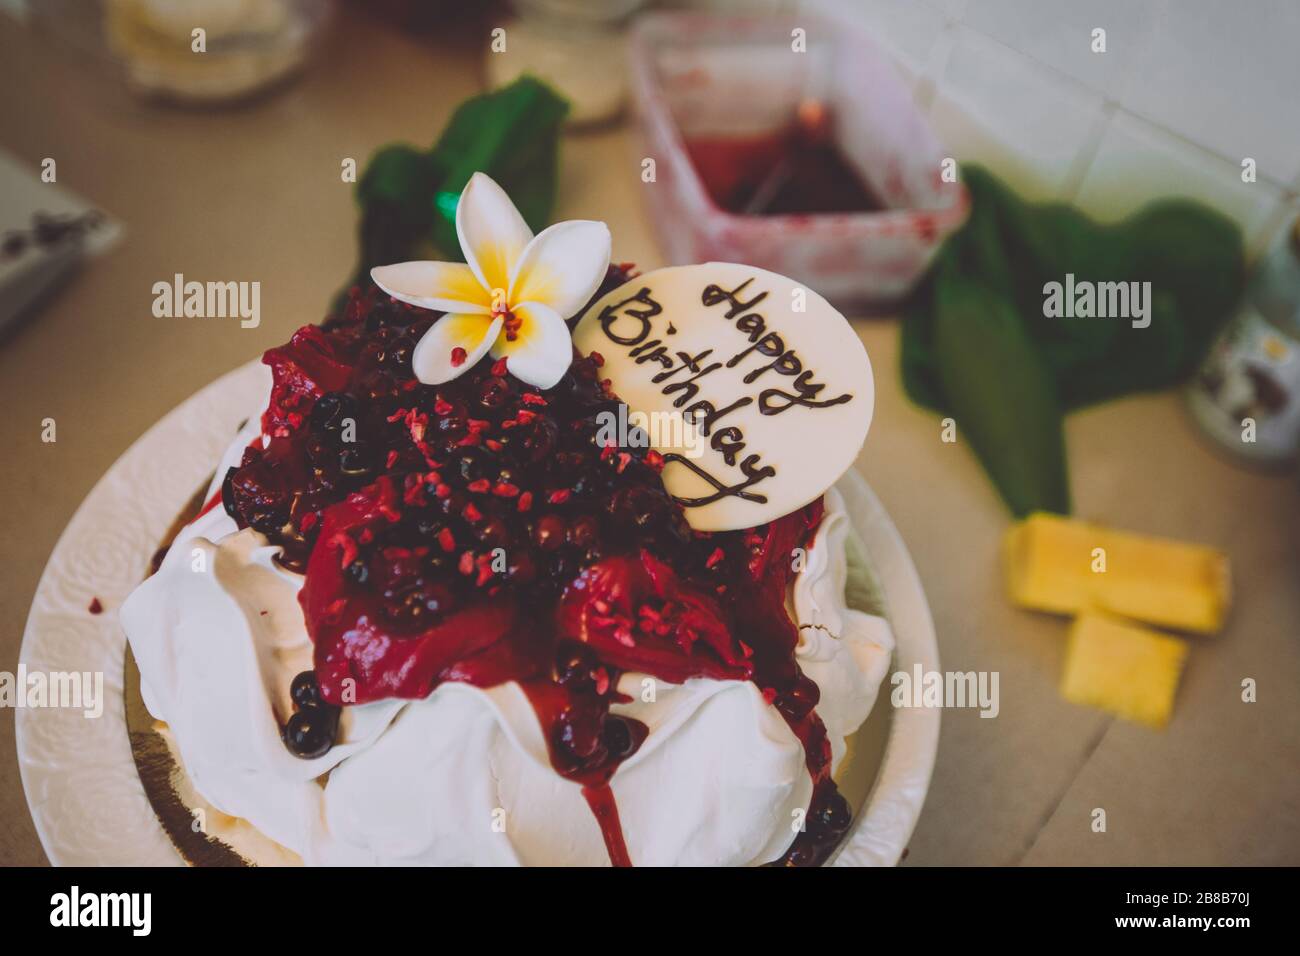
[220,266,853,866]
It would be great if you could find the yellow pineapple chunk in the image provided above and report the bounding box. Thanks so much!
[1005,512,1230,634]
[1061,612,1189,728]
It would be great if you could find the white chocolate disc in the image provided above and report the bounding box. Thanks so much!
[573,263,873,531]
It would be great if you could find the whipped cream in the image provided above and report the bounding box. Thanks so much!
[121,419,894,866]
[793,486,896,771]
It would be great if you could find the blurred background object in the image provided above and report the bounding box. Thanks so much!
[628,8,965,310]
[1187,217,1300,468]
[356,0,505,33]
[0,149,121,337]
[485,0,648,126]
[32,0,334,106]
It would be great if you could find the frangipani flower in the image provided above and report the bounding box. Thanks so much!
[371,172,611,390]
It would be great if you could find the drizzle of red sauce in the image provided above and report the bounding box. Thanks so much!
[582,784,632,868]
[88,597,103,615]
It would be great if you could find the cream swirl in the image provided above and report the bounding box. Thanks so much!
[122,427,893,866]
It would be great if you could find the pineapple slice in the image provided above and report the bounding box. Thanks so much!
[1061,612,1189,728]
[1005,512,1230,634]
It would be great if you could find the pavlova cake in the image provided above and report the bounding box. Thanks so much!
[121,173,893,866]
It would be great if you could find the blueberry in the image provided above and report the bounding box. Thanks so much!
[282,706,338,759]
[813,791,852,834]
[602,716,637,758]
[290,670,321,709]
[338,442,374,478]
[385,582,454,626]
[534,515,566,551]
[783,842,820,867]
[309,392,356,434]
[507,550,537,585]
[567,515,599,549]
[249,510,286,535]
[455,448,491,482]
[344,558,370,586]
[221,467,239,519]
[478,517,509,549]
[554,645,595,689]
[477,376,510,410]
[305,434,338,467]
[438,490,467,517]
[388,336,415,370]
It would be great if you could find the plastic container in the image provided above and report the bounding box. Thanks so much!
[628,11,967,310]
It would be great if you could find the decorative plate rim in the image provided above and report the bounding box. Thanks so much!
[16,359,940,867]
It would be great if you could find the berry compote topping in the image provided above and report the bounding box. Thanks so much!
[220,266,852,866]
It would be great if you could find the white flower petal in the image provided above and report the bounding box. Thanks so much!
[508,220,612,319]
[489,301,572,390]
[456,172,533,301]
[411,313,504,386]
[370,261,492,314]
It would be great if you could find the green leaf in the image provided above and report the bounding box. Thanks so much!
[424,75,569,255]
[901,163,1243,516]
[932,273,1071,517]
[356,145,437,218]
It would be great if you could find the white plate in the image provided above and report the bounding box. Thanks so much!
[16,360,940,866]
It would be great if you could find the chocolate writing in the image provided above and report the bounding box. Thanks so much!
[703,278,853,416]
[591,276,853,509]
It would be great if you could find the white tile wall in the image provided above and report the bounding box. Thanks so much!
[962,0,1157,98]
[931,27,1106,200]
[824,0,946,75]
[1076,112,1282,245]
[1118,0,1300,186]
[788,0,1300,257]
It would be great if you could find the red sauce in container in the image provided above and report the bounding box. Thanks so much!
[684,109,881,216]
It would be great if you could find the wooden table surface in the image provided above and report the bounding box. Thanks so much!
[2,8,1297,866]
